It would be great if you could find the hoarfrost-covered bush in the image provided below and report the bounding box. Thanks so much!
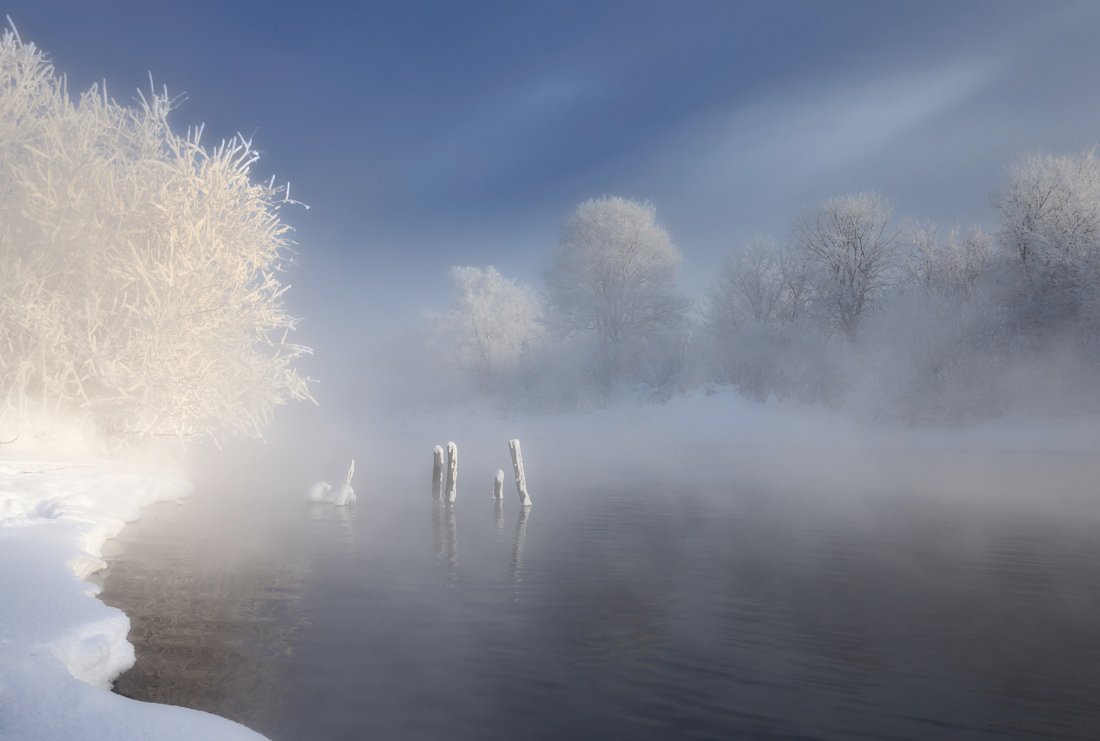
[993,149,1100,327]
[849,286,1009,421]
[702,320,839,403]
[431,266,543,383]
[703,236,812,333]
[904,224,994,299]
[702,237,834,402]
[0,30,311,446]
[704,237,787,330]
[630,318,695,400]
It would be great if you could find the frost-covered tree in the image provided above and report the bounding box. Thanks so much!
[542,197,690,388]
[705,237,786,331]
[701,237,832,402]
[435,266,543,380]
[703,236,812,334]
[904,223,993,299]
[0,30,311,446]
[791,192,903,338]
[542,196,689,352]
[993,149,1100,325]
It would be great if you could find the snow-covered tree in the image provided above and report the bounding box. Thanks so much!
[701,237,833,402]
[541,197,690,388]
[791,192,903,338]
[542,196,689,352]
[904,223,993,298]
[703,236,812,334]
[705,237,786,331]
[435,266,542,380]
[993,149,1100,325]
[0,29,311,446]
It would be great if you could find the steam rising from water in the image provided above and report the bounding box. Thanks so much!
[102,400,1100,739]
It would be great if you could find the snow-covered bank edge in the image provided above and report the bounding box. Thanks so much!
[0,457,269,741]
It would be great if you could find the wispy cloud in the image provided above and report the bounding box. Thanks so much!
[407,72,604,192]
[663,58,1007,201]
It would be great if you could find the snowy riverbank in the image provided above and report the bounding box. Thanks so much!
[0,455,269,741]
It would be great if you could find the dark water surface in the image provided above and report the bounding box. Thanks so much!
[98,440,1100,740]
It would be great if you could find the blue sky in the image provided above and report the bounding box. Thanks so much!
[8,1,1100,357]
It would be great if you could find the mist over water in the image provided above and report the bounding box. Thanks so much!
[98,403,1100,740]
[2,5,1099,739]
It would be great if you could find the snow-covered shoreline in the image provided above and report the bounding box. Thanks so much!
[0,456,269,741]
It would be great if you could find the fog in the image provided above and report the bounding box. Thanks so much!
[3,0,1100,585]
[115,388,1100,738]
[5,4,1100,738]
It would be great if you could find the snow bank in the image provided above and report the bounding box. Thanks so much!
[0,456,269,741]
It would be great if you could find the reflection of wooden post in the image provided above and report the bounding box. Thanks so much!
[444,503,458,572]
[509,439,532,506]
[493,469,504,500]
[511,505,530,582]
[432,502,444,561]
[445,442,458,504]
[432,446,445,501]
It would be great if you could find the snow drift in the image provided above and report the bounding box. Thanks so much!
[0,455,268,740]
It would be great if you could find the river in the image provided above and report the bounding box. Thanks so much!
[98,432,1100,740]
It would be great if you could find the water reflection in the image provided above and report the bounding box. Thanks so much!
[444,503,458,574]
[308,501,356,552]
[431,502,444,562]
[98,500,308,739]
[510,505,531,585]
[338,503,353,544]
[102,447,1100,741]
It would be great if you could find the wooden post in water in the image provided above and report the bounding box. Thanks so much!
[445,441,458,504]
[334,460,355,506]
[432,446,445,501]
[508,439,532,506]
[493,469,504,500]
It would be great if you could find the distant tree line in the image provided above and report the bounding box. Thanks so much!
[428,148,1100,421]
